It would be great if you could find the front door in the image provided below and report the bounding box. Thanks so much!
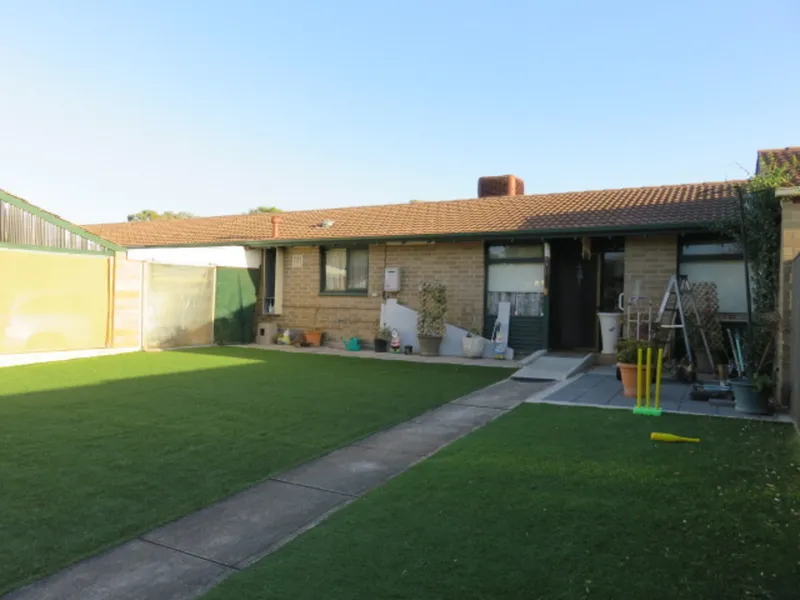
[548,239,598,350]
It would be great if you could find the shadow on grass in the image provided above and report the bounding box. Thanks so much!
[0,346,509,595]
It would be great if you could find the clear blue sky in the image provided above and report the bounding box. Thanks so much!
[0,0,797,225]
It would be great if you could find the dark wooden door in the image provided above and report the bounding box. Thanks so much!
[549,240,598,349]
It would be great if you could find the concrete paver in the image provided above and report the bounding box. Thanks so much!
[4,540,232,600]
[4,375,547,600]
[142,480,349,568]
[353,421,466,457]
[410,404,503,429]
[273,444,419,497]
[527,367,793,422]
[453,379,551,409]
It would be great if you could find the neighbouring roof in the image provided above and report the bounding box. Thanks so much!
[0,188,122,252]
[756,146,800,185]
[84,180,745,248]
[757,147,800,185]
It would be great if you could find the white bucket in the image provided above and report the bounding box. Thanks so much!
[597,312,621,354]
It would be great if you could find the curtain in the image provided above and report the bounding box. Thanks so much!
[325,249,347,291]
[348,249,369,290]
[487,263,545,317]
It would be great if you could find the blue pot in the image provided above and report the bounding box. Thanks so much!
[729,378,771,415]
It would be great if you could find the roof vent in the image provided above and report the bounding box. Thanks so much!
[320,219,335,228]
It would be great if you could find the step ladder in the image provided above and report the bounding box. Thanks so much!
[655,275,714,368]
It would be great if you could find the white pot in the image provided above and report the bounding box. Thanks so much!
[462,336,486,358]
[597,312,621,354]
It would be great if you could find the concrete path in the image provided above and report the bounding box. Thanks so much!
[5,378,550,600]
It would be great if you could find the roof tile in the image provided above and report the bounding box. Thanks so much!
[757,147,800,185]
[84,180,745,248]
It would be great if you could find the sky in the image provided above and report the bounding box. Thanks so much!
[0,0,797,226]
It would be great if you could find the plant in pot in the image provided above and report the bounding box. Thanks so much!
[374,322,392,353]
[416,281,447,356]
[616,339,651,398]
[715,157,792,414]
[305,306,324,347]
[462,328,485,359]
[728,317,777,415]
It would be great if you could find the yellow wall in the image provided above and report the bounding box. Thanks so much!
[0,248,111,353]
[112,255,143,348]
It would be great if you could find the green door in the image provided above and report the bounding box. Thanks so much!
[214,268,260,344]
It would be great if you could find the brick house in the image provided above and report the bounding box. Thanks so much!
[88,174,756,359]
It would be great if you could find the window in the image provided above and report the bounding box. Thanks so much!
[678,235,747,316]
[321,247,369,294]
[263,248,277,314]
[486,244,545,317]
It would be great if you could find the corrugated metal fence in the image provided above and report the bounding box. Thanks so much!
[792,256,799,428]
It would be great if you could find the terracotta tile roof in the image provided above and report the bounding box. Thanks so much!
[84,180,744,248]
[757,147,800,185]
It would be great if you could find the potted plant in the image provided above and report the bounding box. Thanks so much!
[716,161,789,414]
[616,339,650,398]
[728,319,776,415]
[305,306,324,347]
[416,281,447,356]
[374,322,392,353]
[462,328,485,358]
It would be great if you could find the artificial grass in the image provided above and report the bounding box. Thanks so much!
[0,347,507,594]
[204,404,800,600]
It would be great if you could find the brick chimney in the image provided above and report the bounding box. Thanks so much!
[271,215,281,238]
[477,175,525,198]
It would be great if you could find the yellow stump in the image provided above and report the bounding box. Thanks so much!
[645,347,652,408]
[655,348,664,410]
[636,347,643,408]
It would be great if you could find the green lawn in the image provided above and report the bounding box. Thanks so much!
[204,404,800,600]
[0,347,507,594]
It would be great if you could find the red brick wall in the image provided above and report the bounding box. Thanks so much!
[477,175,525,197]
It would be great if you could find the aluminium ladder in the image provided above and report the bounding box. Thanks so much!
[655,274,714,368]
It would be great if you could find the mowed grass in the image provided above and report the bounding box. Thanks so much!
[204,404,800,600]
[0,347,507,594]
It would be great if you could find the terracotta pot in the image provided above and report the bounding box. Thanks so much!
[618,363,639,398]
[418,335,442,357]
[305,330,323,347]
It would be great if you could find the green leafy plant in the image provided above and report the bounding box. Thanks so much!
[616,339,653,365]
[375,323,392,341]
[417,281,447,337]
[717,155,796,383]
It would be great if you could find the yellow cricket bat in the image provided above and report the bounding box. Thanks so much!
[651,432,700,443]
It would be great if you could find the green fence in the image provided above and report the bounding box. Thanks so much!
[214,268,260,345]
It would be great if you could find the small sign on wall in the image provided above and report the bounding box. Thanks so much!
[291,254,303,268]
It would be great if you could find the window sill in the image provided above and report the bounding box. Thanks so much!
[319,291,369,297]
